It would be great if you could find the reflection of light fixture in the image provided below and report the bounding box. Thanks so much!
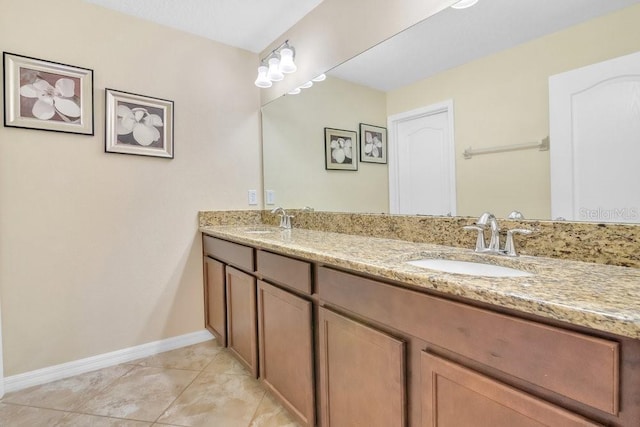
[451,0,479,9]
[299,81,313,89]
[287,88,301,95]
[254,40,296,88]
[312,74,326,82]
[254,66,272,88]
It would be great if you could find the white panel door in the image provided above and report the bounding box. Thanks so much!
[549,50,640,223]
[388,101,456,216]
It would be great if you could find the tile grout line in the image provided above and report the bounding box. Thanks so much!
[151,359,215,425]
[247,390,269,427]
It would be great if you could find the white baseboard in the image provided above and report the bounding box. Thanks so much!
[3,329,214,394]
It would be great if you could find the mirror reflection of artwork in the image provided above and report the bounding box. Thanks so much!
[330,136,353,164]
[324,128,358,170]
[359,123,387,164]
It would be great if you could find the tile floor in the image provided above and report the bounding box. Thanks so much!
[0,340,300,426]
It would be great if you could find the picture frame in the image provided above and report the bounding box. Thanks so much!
[324,127,358,171]
[105,88,174,159]
[3,52,94,135]
[359,123,387,164]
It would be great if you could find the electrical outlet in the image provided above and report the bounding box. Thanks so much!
[248,190,258,205]
[265,190,275,205]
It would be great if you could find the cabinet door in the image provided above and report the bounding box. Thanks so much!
[204,256,226,346]
[318,307,406,427]
[226,266,258,377]
[421,352,602,427]
[258,281,314,427]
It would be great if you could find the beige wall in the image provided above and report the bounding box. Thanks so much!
[259,0,457,104]
[262,77,388,212]
[387,4,640,219]
[0,0,261,375]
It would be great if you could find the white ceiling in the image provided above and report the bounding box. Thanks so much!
[83,0,640,90]
[83,0,324,53]
[330,0,640,91]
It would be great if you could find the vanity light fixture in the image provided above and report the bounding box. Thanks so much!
[267,57,284,81]
[254,40,297,88]
[254,65,272,88]
[451,0,479,9]
[279,47,297,73]
[312,74,327,82]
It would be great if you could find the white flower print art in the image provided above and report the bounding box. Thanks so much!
[3,52,94,134]
[19,72,81,122]
[359,123,387,164]
[324,128,358,170]
[105,89,174,158]
[116,103,164,147]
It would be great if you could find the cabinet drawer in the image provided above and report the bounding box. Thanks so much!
[256,250,312,295]
[318,267,619,415]
[203,235,254,271]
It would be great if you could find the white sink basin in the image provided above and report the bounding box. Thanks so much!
[243,228,276,234]
[406,259,534,278]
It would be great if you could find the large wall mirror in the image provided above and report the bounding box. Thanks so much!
[262,0,640,222]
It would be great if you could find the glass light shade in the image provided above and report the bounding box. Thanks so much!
[451,0,479,9]
[312,74,326,82]
[299,81,313,89]
[254,66,272,88]
[288,88,301,95]
[267,57,284,81]
[279,48,297,73]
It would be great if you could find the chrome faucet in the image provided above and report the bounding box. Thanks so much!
[477,212,501,252]
[271,207,293,229]
[463,212,532,256]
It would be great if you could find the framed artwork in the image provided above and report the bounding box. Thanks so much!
[359,123,387,164]
[3,52,94,135]
[105,88,174,159]
[324,127,358,171]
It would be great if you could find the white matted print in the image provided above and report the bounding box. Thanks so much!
[359,123,387,164]
[105,88,174,158]
[324,127,357,171]
[3,52,94,135]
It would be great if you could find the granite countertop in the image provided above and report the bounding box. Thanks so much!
[200,225,640,340]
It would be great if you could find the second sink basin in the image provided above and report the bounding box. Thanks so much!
[406,258,534,278]
[242,227,277,234]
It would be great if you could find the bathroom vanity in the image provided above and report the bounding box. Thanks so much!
[200,224,640,427]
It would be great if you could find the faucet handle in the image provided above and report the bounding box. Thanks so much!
[463,225,486,252]
[505,228,533,257]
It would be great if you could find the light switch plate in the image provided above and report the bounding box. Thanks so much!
[248,190,258,205]
[265,190,275,205]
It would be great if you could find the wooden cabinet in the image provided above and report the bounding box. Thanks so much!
[317,266,620,416]
[226,265,258,377]
[202,234,640,426]
[420,352,601,427]
[318,306,406,427]
[203,256,226,346]
[257,280,315,427]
